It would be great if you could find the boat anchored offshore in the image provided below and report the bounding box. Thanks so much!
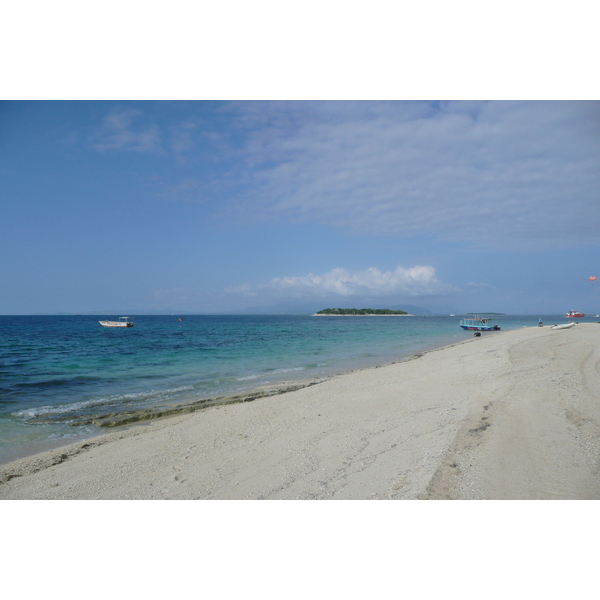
[460,314,501,331]
[566,310,585,318]
[99,316,134,327]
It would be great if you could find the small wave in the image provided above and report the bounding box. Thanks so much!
[272,367,305,375]
[12,385,195,419]
[47,427,95,440]
[236,366,305,382]
[13,398,114,418]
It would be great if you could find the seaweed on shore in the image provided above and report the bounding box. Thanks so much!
[26,381,325,429]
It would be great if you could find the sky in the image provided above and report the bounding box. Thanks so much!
[2,3,599,316]
[1,99,600,315]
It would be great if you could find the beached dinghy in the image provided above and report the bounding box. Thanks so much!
[99,316,134,327]
[550,322,575,330]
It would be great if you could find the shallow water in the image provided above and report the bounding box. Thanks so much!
[0,313,584,463]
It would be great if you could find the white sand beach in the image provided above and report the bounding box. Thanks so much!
[2,323,599,500]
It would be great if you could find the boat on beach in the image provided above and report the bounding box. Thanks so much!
[566,311,585,318]
[99,317,134,328]
[460,314,501,331]
[551,322,575,330]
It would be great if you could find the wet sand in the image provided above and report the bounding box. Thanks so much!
[2,323,599,499]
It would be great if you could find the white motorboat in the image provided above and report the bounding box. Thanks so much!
[99,316,134,328]
[550,322,575,330]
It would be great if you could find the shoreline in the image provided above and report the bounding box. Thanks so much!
[2,324,599,499]
[0,328,469,466]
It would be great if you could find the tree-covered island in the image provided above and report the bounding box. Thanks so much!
[315,308,409,315]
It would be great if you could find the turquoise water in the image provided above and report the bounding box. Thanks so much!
[0,313,585,464]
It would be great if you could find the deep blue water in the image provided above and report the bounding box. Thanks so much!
[0,313,586,464]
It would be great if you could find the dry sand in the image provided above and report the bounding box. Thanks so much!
[2,323,599,500]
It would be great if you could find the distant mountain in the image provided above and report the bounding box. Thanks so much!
[225,303,316,315]
[316,308,408,315]
[34,303,434,316]
[226,302,433,315]
[51,309,207,316]
[387,304,433,315]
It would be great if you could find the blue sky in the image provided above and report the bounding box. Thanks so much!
[1,100,599,315]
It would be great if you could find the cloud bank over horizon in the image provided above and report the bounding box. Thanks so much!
[227,264,458,300]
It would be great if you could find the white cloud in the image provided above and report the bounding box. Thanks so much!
[227,265,458,299]
[90,108,161,152]
[223,101,600,248]
[168,121,197,159]
[156,177,203,201]
[84,101,600,249]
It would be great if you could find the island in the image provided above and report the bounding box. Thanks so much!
[314,308,410,316]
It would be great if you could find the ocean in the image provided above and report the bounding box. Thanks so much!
[0,313,581,464]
